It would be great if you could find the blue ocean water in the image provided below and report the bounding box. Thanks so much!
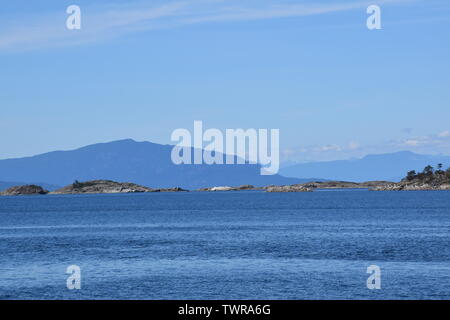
[0,190,449,300]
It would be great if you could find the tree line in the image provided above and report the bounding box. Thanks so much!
[405,164,450,182]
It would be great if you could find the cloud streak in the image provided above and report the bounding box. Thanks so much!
[281,129,450,163]
[0,0,412,52]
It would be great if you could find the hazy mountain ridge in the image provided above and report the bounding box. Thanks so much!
[3,140,446,189]
[280,151,450,182]
[0,139,309,190]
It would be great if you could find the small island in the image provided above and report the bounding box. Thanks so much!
[266,185,312,192]
[0,185,49,196]
[50,180,154,194]
[373,164,450,191]
[1,165,450,196]
[198,185,262,192]
[49,180,189,194]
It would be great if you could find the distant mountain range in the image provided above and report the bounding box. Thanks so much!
[2,141,448,191]
[280,151,450,182]
[0,139,311,190]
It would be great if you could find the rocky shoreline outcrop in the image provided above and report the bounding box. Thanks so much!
[266,185,312,192]
[0,180,191,196]
[299,181,393,189]
[372,164,450,191]
[49,180,187,194]
[198,184,313,192]
[0,181,401,196]
[371,182,450,191]
[50,180,152,194]
[3,169,449,195]
[198,185,262,192]
[152,187,189,192]
[0,185,48,196]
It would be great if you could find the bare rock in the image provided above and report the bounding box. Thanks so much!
[300,181,395,189]
[371,182,450,191]
[198,185,261,192]
[1,185,48,196]
[266,185,312,192]
[152,187,189,192]
[50,180,154,194]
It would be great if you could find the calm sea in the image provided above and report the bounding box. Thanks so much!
[0,190,449,299]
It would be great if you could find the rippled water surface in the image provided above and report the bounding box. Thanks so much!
[0,191,449,299]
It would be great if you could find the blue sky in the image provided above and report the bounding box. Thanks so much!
[0,0,449,162]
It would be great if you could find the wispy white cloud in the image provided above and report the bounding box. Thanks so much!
[0,1,190,52]
[438,130,450,138]
[281,130,450,163]
[183,0,393,24]
[0,0,412,52]
[389,130,450,150]
[404,139,420,146]
[315,144,342,152]
[348,141,360,150]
